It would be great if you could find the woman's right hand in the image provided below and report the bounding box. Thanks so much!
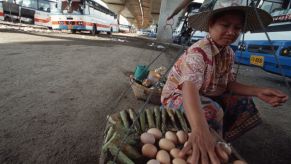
[181,82,221,163]
[179,125,221,164]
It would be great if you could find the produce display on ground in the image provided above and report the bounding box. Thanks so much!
[130,66,166,105]
[100,108,247,164]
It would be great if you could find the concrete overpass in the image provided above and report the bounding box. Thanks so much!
[101,0,162,29]
[102,0,189,42]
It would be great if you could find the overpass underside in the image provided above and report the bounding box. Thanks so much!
[102,0,161,28]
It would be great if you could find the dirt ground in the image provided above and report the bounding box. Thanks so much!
[0,27,290,164]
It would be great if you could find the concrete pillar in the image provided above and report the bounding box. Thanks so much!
[157,0,183,43]
[151,14,159,25]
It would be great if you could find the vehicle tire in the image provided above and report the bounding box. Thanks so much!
[91,24,97,35]
[4,16,9,21]
[107,28,112,35]
[71,29,76,34]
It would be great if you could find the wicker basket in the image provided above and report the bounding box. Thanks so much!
[100,108,245,164]
[130,78,162,105]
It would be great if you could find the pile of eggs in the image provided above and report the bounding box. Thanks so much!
[140,128,190,164]
[140,128,245,164]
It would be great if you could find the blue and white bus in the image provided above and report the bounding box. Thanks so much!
[235,0,291,77]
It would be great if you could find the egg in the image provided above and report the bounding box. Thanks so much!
[186,149,192,156]
[142,144,158,158]
[187,155,193,163]
[233,160,248,164]
[147,128,162,140]
[176,130,187,144]
[217,141,232,155]
[170,148,180,158]
[183,141,189,147]
[172,158,187,164]
[215,143,229,163]
[147,159,160,164]
[159,138,175,151]
[165,131,178,144]
[156,150,170,164]
[140,132,155,144]
[181,141,193,156]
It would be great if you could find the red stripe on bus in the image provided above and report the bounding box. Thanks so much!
[52,21,81,25]
[83,22,93,26]
[83,22,110,28]
[0,12,4,16]
[34,18,50,23]
[97,23,110,28]
[52,21,59,25]
[51,21,112,29]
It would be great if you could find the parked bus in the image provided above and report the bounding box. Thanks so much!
[1,0,56,27]
[119,24,130,33]
[34,0,57,27]
[0,0,4,20]
[51,0,118,35]
[235,0,291,77]
[172,1,202,45]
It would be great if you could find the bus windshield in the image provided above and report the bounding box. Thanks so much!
[259,0,291,16]
[61,0,83,14]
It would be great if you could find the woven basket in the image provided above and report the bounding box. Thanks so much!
[100,108,244,164]
[130,78,162,105]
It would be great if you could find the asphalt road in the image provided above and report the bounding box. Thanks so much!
[0,29,290,164]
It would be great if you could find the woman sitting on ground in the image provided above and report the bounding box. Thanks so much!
[161,0,288,163]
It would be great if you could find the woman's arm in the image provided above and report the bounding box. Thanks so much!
[180,81,220,164]
[227,81,260,96]
[227,81,288,107]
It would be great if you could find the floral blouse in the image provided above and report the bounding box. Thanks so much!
[161,35,236,108]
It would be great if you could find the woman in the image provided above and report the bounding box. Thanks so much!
[161,0,288,163]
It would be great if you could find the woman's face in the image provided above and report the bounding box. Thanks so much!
[208,14,243,47]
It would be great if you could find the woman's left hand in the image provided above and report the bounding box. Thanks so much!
[256,88,288,107]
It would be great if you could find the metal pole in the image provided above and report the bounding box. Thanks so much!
[19,6,21,24]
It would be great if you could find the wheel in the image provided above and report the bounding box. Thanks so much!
[91,24,97,35]
[107,28,112,35]
[4,16,9,21]
[71,29,76,34]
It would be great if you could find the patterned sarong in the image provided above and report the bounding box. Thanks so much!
[165,93,262,141]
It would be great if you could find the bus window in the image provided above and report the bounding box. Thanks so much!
[50,1,60,13]
[259,0,286,15]
[38,0,50,12]
[22,0,38,9]
[15,0,23,5]
[240,0,260,6]
[248,44,279,54]
[261,1,273,12]
[61,1,83,14]
[6,0,14,3]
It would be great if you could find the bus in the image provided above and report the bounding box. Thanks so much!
[235,0,291,77]
[1,0,56,27]
[51,0,118,35]
[0,0,4,20]
[172,1,202,45]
